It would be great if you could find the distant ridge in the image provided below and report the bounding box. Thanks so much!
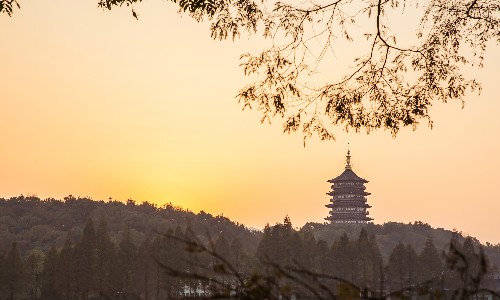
[301,221,500,266]
[0,195,260,256]
[0,195,498,267]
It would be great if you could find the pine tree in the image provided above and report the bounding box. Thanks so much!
[387,242,407,292]
[369,235,384,295]
[355,228,372,287]
[96,217,116,300]
[118,225,138,297]
[40,246,59,300]
[256,224,273,269]
[417,238,443,283]
[25,249,44,300]
[301,230,317,271]
[331,233,352,281]
[157,228,174,299]
[4,241,25,300]
[76,219,97,300]
[405,244,418,288]
[316,239,329,274]
[57,236,77,300]
[136,235,153,300]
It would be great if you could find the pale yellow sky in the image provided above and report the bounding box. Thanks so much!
[1,1,499,243]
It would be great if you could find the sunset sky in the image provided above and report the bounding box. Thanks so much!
[1,1,499,243]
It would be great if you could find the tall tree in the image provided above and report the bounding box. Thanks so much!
[256,217,299,267]
[355,228,372,287]
[136,235,154,300]
[117,225,138,297]
[417,238,443,283]
[4,241,25,300]
[369,235,384,295]
[25,249,44,300]
[331,233,352,282]
[96,217,116,300]
[57,236,77,300]
[315,239,329,274]
[387,242,407,292]
[76,219,97,300]
[40,246,58,300]
[405,244,418,288]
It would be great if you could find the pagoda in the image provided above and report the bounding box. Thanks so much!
[325,148,372,224]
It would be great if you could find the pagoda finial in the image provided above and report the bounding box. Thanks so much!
[346,143,352,169]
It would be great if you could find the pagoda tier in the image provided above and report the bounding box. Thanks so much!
[325,149,373,224]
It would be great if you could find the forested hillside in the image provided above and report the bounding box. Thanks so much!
[1,195,499,264]
[1,196,499,299]
[303,222,500,266]
[0,195,260,257]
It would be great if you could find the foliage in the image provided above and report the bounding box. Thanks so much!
[0,195,260,257]
[1,199,500,299]
[236,0,499,142]
[153,217,500,299]
[2,0,498,142]
[0,0,19,16]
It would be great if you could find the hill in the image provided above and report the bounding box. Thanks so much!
[0,195,260,256]
[302,221,500,266]
[1,195,499,266]
[1,196,499,299]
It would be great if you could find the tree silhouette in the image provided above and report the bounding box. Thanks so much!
[25,249,43,300]
[40,246,58,300]
[417,238,443,284]
[95,218,116,300]
[235,0,499,141]
[3,197,500,298]
[76,219,97,300]
[117,225,138,297]
[2,0,498,142]
[153,225,500,299]
[4,241,25,300]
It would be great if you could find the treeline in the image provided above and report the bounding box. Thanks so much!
[255,217,494,298]
[2,195,499,264]
[0,215,497,299]
[0,195,260,256]
[1,196,499,299]
[0,217,255,300]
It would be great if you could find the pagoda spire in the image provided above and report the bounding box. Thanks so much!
[345,144,352,170]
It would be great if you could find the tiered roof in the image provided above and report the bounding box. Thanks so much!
[325,147,373,223]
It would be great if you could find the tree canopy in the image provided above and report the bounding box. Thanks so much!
[2,197,500,298]
[2,0,498,142]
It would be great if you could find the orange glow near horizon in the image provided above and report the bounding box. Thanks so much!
[1,1,499,243]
